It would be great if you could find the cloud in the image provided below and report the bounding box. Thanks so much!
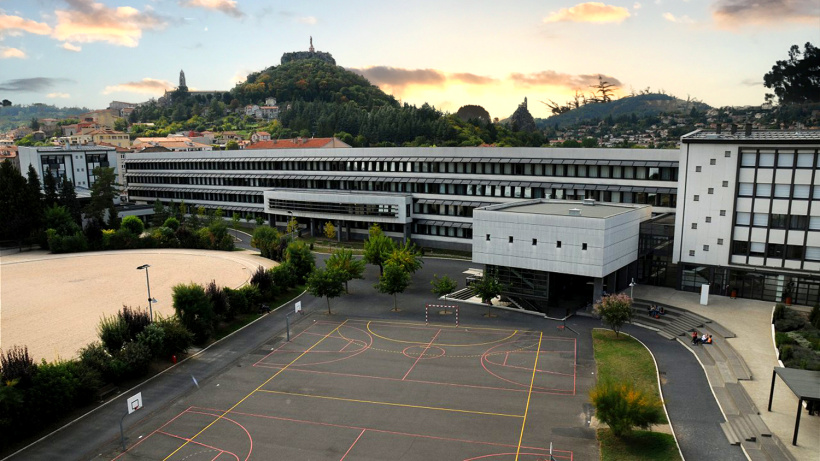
[450,73,498,85]
[103,77,173,95]
[713,0,819,28]
[662,12,694,23]
[297,16,317,24]
[0,14,52,37]
[740,78,763,86]
[181,0,244,18]
[543,2,631,23]
[52,0,168,47]
[0,77,73,92]
[61,42,82,52]
[47,92,71,98]
[0,47,27,59]
[509,71,623,90]
[349,66,446,89]
[633,2,642,8]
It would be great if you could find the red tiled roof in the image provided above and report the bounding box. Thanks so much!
[246,137,348,150]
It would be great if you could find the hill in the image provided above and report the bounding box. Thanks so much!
[231,58,398,109]
[538,93,712,129]
[0,104,89,132]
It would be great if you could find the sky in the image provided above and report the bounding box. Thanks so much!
[0,0,818,120]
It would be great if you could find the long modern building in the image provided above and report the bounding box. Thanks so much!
[120,130,819,307]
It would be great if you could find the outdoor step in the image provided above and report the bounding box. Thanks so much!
[692,345,716,365]
[705,322,736,338]
[746,414,771,437]
[717,360,739,383]
[728,355,753,380]
[713,386,741,416]
[657,330,676,340]
[759,436,797,461]
[726,382,759,414]
[730,416,756,441]
[704,341,728,361]
[720,421,741,445]
[741,441,768,461]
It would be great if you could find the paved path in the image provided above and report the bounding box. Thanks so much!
[634,285,819,461]
[4,256,737,460]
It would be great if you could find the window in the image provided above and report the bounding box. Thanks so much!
[736,212,751,225]
[720,210,726,217]
[789,215,808,230]
[710,159,716,165]
[725,151,731,157]
[689,250,695,257]
[806,247,820,261]
[732,240,748,255]
[810,216,820,231]
[767,244,784,258]
[703,245,710,252]
[796,153,815,168]
[708,188,714,194]
[771,214,788,229]
[509,236,514,243]
[755,183,772,197]
[741,153,756,166]
[786,245,804,260]
[556,241,562,248]
[693,195,700,201]
[793,185,810,199]
[532,238,537,245]
[706,217,712,223]
[692,223,698,229]
[722,181,729,187]
[738,183,753,196]
[695,166,702,172]
[717,238,724,245]
[753,213,769,227]
[777,153,794,167]
[750,242,765,257]
[582,243,588,250]
[486,234,490,241]
[759,153,775,167]
[774,184,791,198]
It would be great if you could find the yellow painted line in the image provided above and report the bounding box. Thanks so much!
[366,321,518,347]
[162,320,349,460]
[258,389,524,419]
[515,331,543,461]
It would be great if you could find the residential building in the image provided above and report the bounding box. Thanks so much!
[132,137,213,152]
[18,145,119,190]
[251,132,271,143]
[89,129,131,148]
[246,137,351,150]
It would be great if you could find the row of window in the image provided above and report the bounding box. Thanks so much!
[267,199,401,218]
[486,234,588,250]
[738,183,819,199]
[735,212,820,230]
[731,241,820,261]
[412,224,472,239]
[739,151,818,168]
[130,190,264,204]
[126,160,679,181]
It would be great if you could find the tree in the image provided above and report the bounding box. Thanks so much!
[58,178,81,225]
[284,240,315,282]
[0,162,36,243]
[286,216,299,239]
[151,199,168,228]
[363,225,396,275]
[326,248,365,293]
[226,140,239,150]
[44,205,81,236]
[384,239,423,274]
[593,293,633,337]
[172,282,215,344]
[763,42,820,104]
[120,215,145,235]
[251,225,279,259]
[589,380,664,437]
[306,267,345,314]
[375,262,411,312]
[591,75,617,103]
[42,169,59,207]
[323,221,336,240]
[470,274,503,317]
[431,274,458,300]
[231,212,240,231]
[30,117,40,131]
[85,167,119,228]
[113,117,128,132]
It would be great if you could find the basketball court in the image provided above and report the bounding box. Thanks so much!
[113,317,582,461]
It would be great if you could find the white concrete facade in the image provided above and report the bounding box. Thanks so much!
[17,145,119,190]
[473,200,650,278]
[264,189,412,225]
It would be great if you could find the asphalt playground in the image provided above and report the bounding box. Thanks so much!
[111,316,588,460]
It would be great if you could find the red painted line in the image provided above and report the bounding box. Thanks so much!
[339,428,366,461]
[184,410,254,461]
[482,355,575,377]
[346,319,516,335]
[156,431,241,461]
[252,327,312,367]
[189,405,568,455]
[503,352,509,366]
[463,452,572,460]
[111,406,194,460]
[402,329,442,380]
[210,452,222,461]
[480,352,574,394]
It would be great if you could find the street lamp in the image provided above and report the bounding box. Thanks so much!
[629,278,636,299]
[137,264,157,321]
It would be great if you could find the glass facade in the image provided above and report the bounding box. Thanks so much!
[680,263,820,306]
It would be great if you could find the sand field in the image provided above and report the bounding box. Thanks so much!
[0,249,275,363]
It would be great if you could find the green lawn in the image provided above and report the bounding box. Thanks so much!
[592,329,680,460]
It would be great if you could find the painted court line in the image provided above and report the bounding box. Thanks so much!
[515,331,543,461]
[161,320,349,460]
[402,328,442,380]
[113,406,194,460]
[257,389,524,418]
[366,321,518,347]
[189,405,573,459]
[339,429,366,461]
[156,431,240,461]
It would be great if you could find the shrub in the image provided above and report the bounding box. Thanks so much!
[779,345,794,361]
[775,312,806,332]
[775,332,796,348]
[120,306,151,341]
[223,287,247,317]
[251,225,279,259]
[175,225,198,249]
[250,266,274,298]
[239,285,262,312]
[115,342,152,379]
[78,342,115,382]
[136,323,166,357]
[269,263,297,290]
[206,280,230,320]
[593,294,634,337]
[120,215,145,235]
[155,315,194,357]
[106,228,136,250]
[172,283,215,344]
[285,241,315,283]
[47,230,89,253]
[773,303,786,321]
[28,360,80,424]
[589,379,664,437]
[97,314,128,353]
[810,304,820,329]
[0,345,37,387]
[67,361,102,406]
[163,216,180,231]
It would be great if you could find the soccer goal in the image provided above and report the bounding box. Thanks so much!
[425,304,459,327]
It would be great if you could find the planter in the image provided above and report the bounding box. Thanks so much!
[785,296,792,306]
[730,289,737,299]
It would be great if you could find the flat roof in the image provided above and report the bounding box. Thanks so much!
[682,129,820,144]
[489,200,643,218]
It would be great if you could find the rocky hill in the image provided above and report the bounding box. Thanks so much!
[539,93,712,128]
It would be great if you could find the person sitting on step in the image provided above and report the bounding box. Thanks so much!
[706,334,713,345]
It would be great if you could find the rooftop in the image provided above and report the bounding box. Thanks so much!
[682,129,820,144]
[482,199,646,219]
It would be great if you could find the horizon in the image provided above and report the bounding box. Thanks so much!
[1,0,817,120]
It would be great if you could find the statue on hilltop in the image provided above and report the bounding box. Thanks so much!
[281,37,336,65]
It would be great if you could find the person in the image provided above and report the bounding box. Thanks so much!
[702,333,708,344]
[706,334,713,344]
[692,331,699,345]
[658,306,666,315]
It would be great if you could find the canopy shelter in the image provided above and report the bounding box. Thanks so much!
[767,367,820,445]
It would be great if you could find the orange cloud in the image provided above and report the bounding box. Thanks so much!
[0,14,52,36]
[0,47,26,59]
[52,0,167,47]
[103,78,173,95]
[61,42,82,52]
[544,2,631,23]
[713,0,819,28]
[181,0,244,18]
[510,71,623,90]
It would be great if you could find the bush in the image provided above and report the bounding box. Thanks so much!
[285,241,315,283]
[773,303,786,321]
[270,263,297,290]
[120,215,145,235]
[115,342,152,379]
[593,294,634,337]
[223,287,248,317]
[28,360,80,424]
[155,315,194,357]
[120,306,151,341]
[250,265,274,298]
[810,304,820,329]
[0,345,37,387]
[97,314,128,353]
[206,280,230,320]
[172,283,215,344]
[47,230,89,253]
[590,379,664,437]
[780,345,794,361]
[163,216,180,231]
[775,312,806,332]
[78,342,115,382]
[775,332,796,348]
[251,225,279,259]
[136,323,166,357]
[106,228,136,250]
[239,285,262,312]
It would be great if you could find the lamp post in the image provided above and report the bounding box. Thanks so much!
[137,264,157,321]
[629,278,636,299]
